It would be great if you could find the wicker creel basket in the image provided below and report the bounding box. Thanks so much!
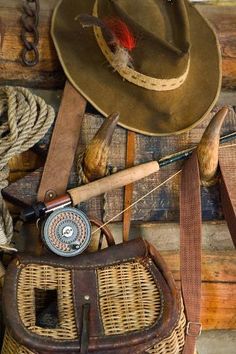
[1,238,186,354]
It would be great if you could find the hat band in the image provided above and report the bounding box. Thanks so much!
[93,0,190,92]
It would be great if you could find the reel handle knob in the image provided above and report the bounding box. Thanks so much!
[21,202,46,222]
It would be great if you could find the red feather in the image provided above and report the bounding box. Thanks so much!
[104,17,136,51]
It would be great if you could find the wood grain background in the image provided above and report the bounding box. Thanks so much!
[0,0,235,333]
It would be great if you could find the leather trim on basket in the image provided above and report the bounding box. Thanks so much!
[3,238,181,353]
[15,238,148,269]
[72,268,104,338]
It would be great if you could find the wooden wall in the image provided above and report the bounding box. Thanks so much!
[0,0,235,334]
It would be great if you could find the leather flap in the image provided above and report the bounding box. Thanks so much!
[16,237,147,269]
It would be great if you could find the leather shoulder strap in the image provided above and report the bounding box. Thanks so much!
[180,152,202,354]
[219,146,236,247]
[180,147,236,354]
[37,81,86,201]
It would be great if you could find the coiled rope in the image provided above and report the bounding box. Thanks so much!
[0,87,55,273]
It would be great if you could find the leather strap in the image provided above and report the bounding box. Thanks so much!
[180,152,202,354]
[89,217,115,247]
[123,131,136,242]
[219,147,236,247]
[80,302,90,354]
[180,148,236,354]
[37,81,86,202]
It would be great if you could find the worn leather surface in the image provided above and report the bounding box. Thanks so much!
[123,130,136,241]
[37,81,86,202]
[89,217,115,247]
[219,148,236,247]
[180,152,202,354]
[15,238,147,269]
[2,238,181,353]
[72,268,104,338]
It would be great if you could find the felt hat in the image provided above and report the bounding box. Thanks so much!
[51,0,221,136]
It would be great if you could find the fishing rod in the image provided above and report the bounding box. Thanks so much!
[21,129,236,222]
[159,130,236,167]
[19,107,236,257]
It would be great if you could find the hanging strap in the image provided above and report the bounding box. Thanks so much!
[180,152,202,354]
[80,301,91,354]
[123,131,136,241]
[180,147,236,354]
[35,81,86,255]
[219,146,236,247]
[37,81,86,202]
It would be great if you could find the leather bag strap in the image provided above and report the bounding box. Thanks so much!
[180,152,202,354]
[181,148,236,354]
[123,131,136,241]
[80,301,90,354]
[37,81,86,201]
[89,217,115,247]
[219,147,236,247]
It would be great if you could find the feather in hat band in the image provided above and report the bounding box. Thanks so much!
[92,0,190,92]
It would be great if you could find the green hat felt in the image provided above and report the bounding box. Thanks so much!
[51,0,221,136]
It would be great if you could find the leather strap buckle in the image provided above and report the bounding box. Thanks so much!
[186,322,202,337]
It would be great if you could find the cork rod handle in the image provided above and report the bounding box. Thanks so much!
[68,161,159,205]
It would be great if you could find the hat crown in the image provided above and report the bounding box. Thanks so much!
[96,0,190,80]
[52,0,221,135]
[106,0,190,55]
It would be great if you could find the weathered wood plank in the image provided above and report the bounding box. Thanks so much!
[199,5,236,90]
[198,283,236,329]
[0,1,235,89]
[0,0,63,88]
[162,251,236,330]
[163,251,235,283]
[197,331,236,354]
[109,221,235,250]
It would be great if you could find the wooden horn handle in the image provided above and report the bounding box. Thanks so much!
[68,161,160,205]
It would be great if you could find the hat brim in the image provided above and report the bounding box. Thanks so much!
[51,0,221,136]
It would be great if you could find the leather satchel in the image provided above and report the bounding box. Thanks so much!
[1,151,236,354]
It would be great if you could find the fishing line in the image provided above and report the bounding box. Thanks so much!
[219,142,236,149]
[91,170,182,235]
[91,142,236,235]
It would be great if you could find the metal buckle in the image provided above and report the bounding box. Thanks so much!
[186,322,202,337]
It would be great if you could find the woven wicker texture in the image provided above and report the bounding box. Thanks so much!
[146,303,186,354]
[17,264,78,340]
[2,260,187,353]
[1,329,34,354]
[97,260,162,335]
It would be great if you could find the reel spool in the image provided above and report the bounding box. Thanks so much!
[41,207,91,257]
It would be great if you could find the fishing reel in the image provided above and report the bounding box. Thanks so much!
[41,207,91,257]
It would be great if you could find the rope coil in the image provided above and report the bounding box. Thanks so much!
[0,86,55,252]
